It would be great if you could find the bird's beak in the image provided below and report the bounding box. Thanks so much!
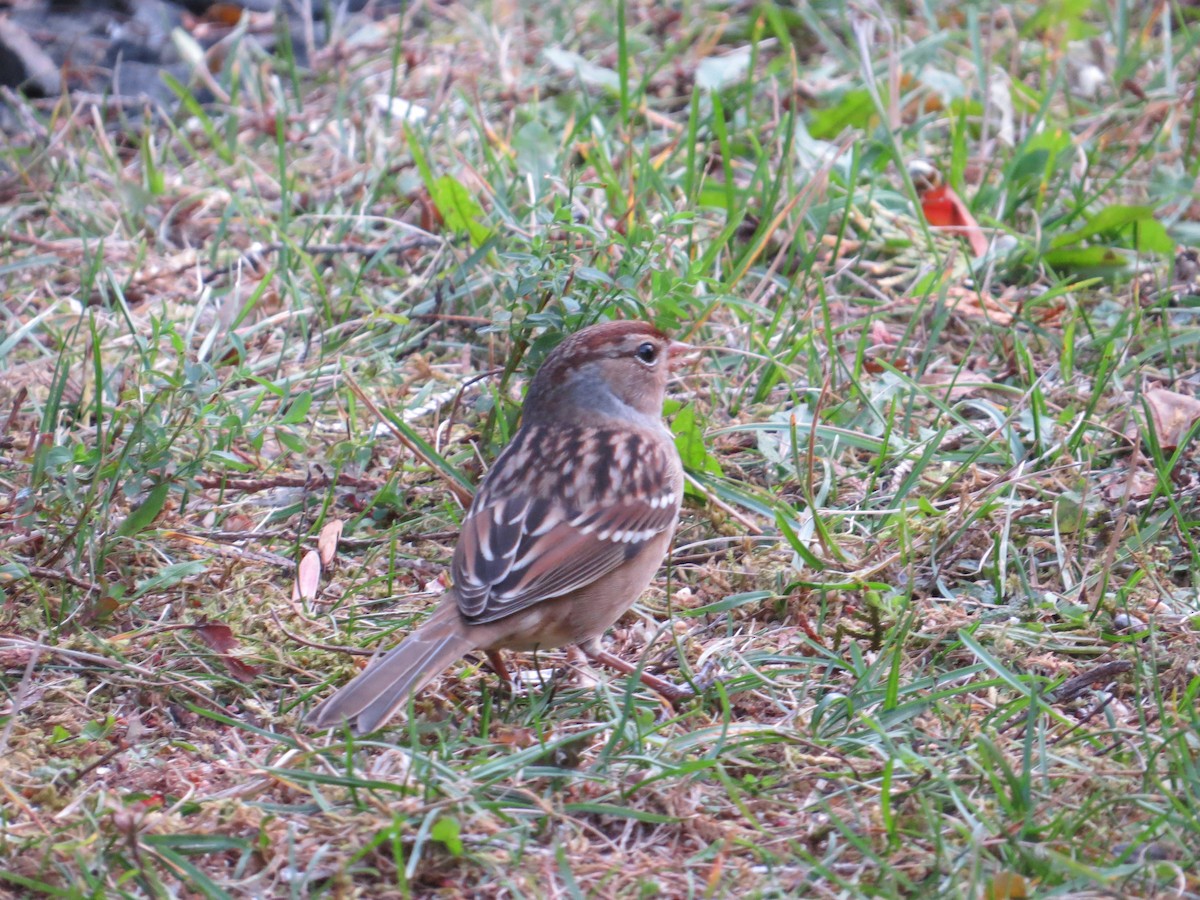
[668,340,699,372]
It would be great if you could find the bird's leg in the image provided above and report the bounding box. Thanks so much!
[582,647,696,706]
[485,650,512,684]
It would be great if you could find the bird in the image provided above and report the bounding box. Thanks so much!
[307,319,694,733]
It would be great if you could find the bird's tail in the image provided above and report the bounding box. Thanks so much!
[306,600,474,733]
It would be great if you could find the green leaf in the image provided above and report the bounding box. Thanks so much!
[430,816,464,856]
[143,833,255,854]
[431,174,492,246]
[81,716,114,741]
[1009,148,1050,183]
[1051,204,1173,254]
[958,630,1035,697]
[116,481,171,537]
[1070,204,1156,239]
[375,408,474,498]
[1009,128,1073,184]
[1022,0,1097,39]
[205,451,255,472]
[274,428,305,454]
[0,300,60,360]
[776,510,826,571]
[808,88,875,139]
[671,403,721,476]
[1131,217,1174,254]
[280,390,312,425]
[916,496,940,516]
[133,561,207,598]
[1043,245,1132,273]
[678,590,774,617]
[1053,494,1088,533]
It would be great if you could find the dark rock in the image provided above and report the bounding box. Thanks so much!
[102,0,185,68]
[0,0,409,129]
[111,59,190,107]
[0,16,61,96]
[48,0,134,12]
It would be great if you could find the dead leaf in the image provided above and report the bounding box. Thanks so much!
[986,871,1029,899]
[919,183,990,257]
[202,4,246,26]
[705,842,727,894]
[318,519,343,567]
[944,285,1017,324]
[1144,388,1200,451]
[491,725,539,748]
[902,285,1017,325]
[868,318,898,347]
[293,550,321,602]
[910,161,989,257]
[221,656,264,683]
[88,594,124,622]
[423,570,452,594]
[192,621,263,682]
[412,187,444,234]
[1100,465,1159,503]
[192,621,239,654]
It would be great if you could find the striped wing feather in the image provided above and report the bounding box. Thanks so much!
[453,425,679,624]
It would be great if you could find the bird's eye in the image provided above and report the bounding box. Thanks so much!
[635,342,659,365]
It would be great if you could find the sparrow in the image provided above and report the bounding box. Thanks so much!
[307,320,692,732]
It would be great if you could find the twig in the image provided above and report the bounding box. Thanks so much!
[439,367,503,455]
[157,532,293,570]
[1047,660,1136,704]
[193,472,383,494]
[0,639,41,756]
[18,565,102,595]
[344,374,475,507]
[63,745,124,787]
[271,609,375,657]
[202,238,443,283]
[0,635,217,707]
[683,472,764,536]
[997,659,1139,736]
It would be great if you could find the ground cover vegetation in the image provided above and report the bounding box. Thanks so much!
[2,0,1200,896]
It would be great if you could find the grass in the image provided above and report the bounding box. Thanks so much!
[2,0,1200,896]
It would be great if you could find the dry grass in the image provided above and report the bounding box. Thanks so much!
[2,1,1200,897]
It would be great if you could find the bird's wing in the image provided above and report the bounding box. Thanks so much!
[452,425,681,624]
